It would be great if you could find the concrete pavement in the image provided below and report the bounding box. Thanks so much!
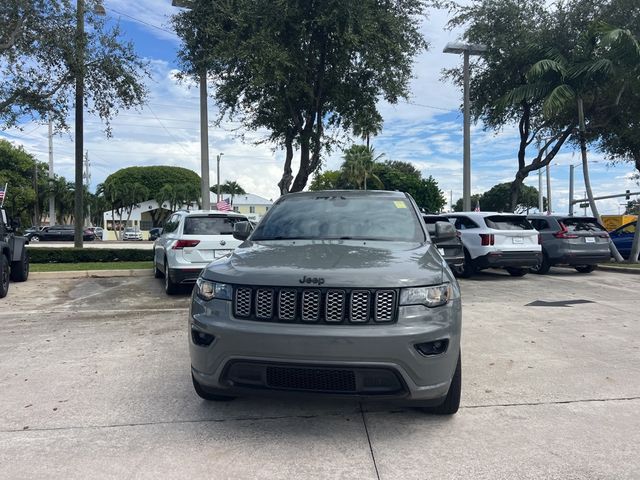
[0,269,638,479]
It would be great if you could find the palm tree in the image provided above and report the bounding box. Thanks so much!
[342,145,384,190]
[217,181,246,206]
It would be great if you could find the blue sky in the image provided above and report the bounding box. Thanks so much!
[1,1,637,214]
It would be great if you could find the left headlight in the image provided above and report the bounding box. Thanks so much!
[400,284,454,308]
[195,277,232,302]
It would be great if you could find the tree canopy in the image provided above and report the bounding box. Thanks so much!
[454,182,544,213]
[310,155,446,213]
[0,0,149,130]
[173,0,427,194]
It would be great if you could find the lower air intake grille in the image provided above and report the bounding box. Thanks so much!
[266,366,357,392]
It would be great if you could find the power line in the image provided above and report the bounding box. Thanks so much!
[107,8,176,36]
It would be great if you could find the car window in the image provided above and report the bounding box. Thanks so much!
[485,215,533,230]
[422,216,439,235]
[529,219,550,230]
[252,194,425,242]
[163,215,180,234]
[561,218,605,232]
[183,215,246,235]
[448,216,479,230]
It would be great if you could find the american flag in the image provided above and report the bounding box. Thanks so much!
[216,198,231,211]
[474,200,480,212]
[0,184,6,201]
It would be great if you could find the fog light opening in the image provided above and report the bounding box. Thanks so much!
[191,327,215,347]
[415,339,449,356]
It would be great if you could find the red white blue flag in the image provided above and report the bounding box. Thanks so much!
[216,198,231,211]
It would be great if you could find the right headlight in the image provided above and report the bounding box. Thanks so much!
[195,277,232,302]
[400,284,454,308]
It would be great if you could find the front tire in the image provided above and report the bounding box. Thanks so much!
[422,353,461,415]
[10,249,29,282]
[0,254,9,298]
[30,235,40,243]
[192,374,236,401]
[459,250,475,278]
[575,265,596,273]
[531,253,551,275]
[506,267,528,277]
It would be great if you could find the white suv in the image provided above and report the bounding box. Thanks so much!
[153,210,249,294]
[443,212,541,277]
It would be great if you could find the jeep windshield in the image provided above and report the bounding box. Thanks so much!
[251,194,426,242]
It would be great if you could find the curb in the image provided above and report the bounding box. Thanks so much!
[597,265,640,275]
[29,269,154,280]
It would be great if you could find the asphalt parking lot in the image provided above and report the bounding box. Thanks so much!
[0,269,638,479]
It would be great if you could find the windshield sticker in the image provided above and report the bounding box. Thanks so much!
[394,201,407,209]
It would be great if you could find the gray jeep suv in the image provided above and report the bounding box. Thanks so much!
[189,190,462,414]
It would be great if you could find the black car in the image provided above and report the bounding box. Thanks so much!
[423,215,464,272]
[148,227,162,241]
[27,225,95,242]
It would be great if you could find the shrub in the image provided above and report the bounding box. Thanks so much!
[27,248,153,264]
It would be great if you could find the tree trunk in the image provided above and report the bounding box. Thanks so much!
[290,135,311,192]
[577,98,599,219]
[278,133,295,195]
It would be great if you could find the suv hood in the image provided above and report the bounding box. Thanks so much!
[202,240,444,288]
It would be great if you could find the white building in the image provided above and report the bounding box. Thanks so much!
[102,193,273,240]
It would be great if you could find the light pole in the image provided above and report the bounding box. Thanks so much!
[217,153,224,203]
[444,41,487,211]
[172,0,211,211]
[48,117,56,226]
[568,160,599,216]
[74,0,105,248]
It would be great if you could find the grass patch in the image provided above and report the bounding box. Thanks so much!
[30,261,153,272]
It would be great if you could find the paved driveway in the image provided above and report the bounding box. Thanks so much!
[0,269,638,479]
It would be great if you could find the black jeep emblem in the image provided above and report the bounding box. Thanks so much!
[299,275,325,286]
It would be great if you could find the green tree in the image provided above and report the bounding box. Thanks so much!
[103,166,201,226]
[216,181,246,206]
[173,0,427,194]
[453,194,483,212]
[308,170,347,191]
[341,145,384,190]
[625,200,640,215]
[453,183,544,213]
[443,0,575,212]
[0,0,148,130]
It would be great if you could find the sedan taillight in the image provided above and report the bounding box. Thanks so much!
[173,239,200,249]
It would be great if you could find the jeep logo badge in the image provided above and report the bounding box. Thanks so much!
[299,276,325,285]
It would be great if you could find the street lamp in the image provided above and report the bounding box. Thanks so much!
[217,153,224,203]
[568,160,599,216]
[443,41,487,211]
[74,0,105,248]
[171,0,211,211]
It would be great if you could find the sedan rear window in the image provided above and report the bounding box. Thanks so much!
[561,218,605,232]
[184,216,245,235]
[484,216,533,230]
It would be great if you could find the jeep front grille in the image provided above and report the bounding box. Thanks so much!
[233,286,397,324]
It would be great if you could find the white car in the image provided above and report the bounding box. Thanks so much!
[443,212,541,277]
[87,226,104,240]
[122,227,143,241]
[153,210,250,294]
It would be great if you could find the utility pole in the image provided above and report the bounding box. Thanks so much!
[74,0,85,248]
[199,68,211,210]
[48,117,56,226]
[546,162,552,214]
[83,151,91,226]
[568,164,575,216]
[216,153,224,204]
[538,169,543,212]
[33,161,39,226]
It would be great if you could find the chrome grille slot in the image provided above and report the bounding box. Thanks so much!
[325,290,346,323]
[374,290,396,322]
[301,290,321,322]
[278,290,297,321]
[349,290,371,323]
[234,288,252,317]
[255,289,274,319]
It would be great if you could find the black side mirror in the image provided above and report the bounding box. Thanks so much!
[435,221,456,241]
[233,221,252,241]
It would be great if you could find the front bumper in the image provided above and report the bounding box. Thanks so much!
[189,294,462,404]
[474,250,542,269]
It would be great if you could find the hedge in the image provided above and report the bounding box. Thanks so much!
[27,248,154,264]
